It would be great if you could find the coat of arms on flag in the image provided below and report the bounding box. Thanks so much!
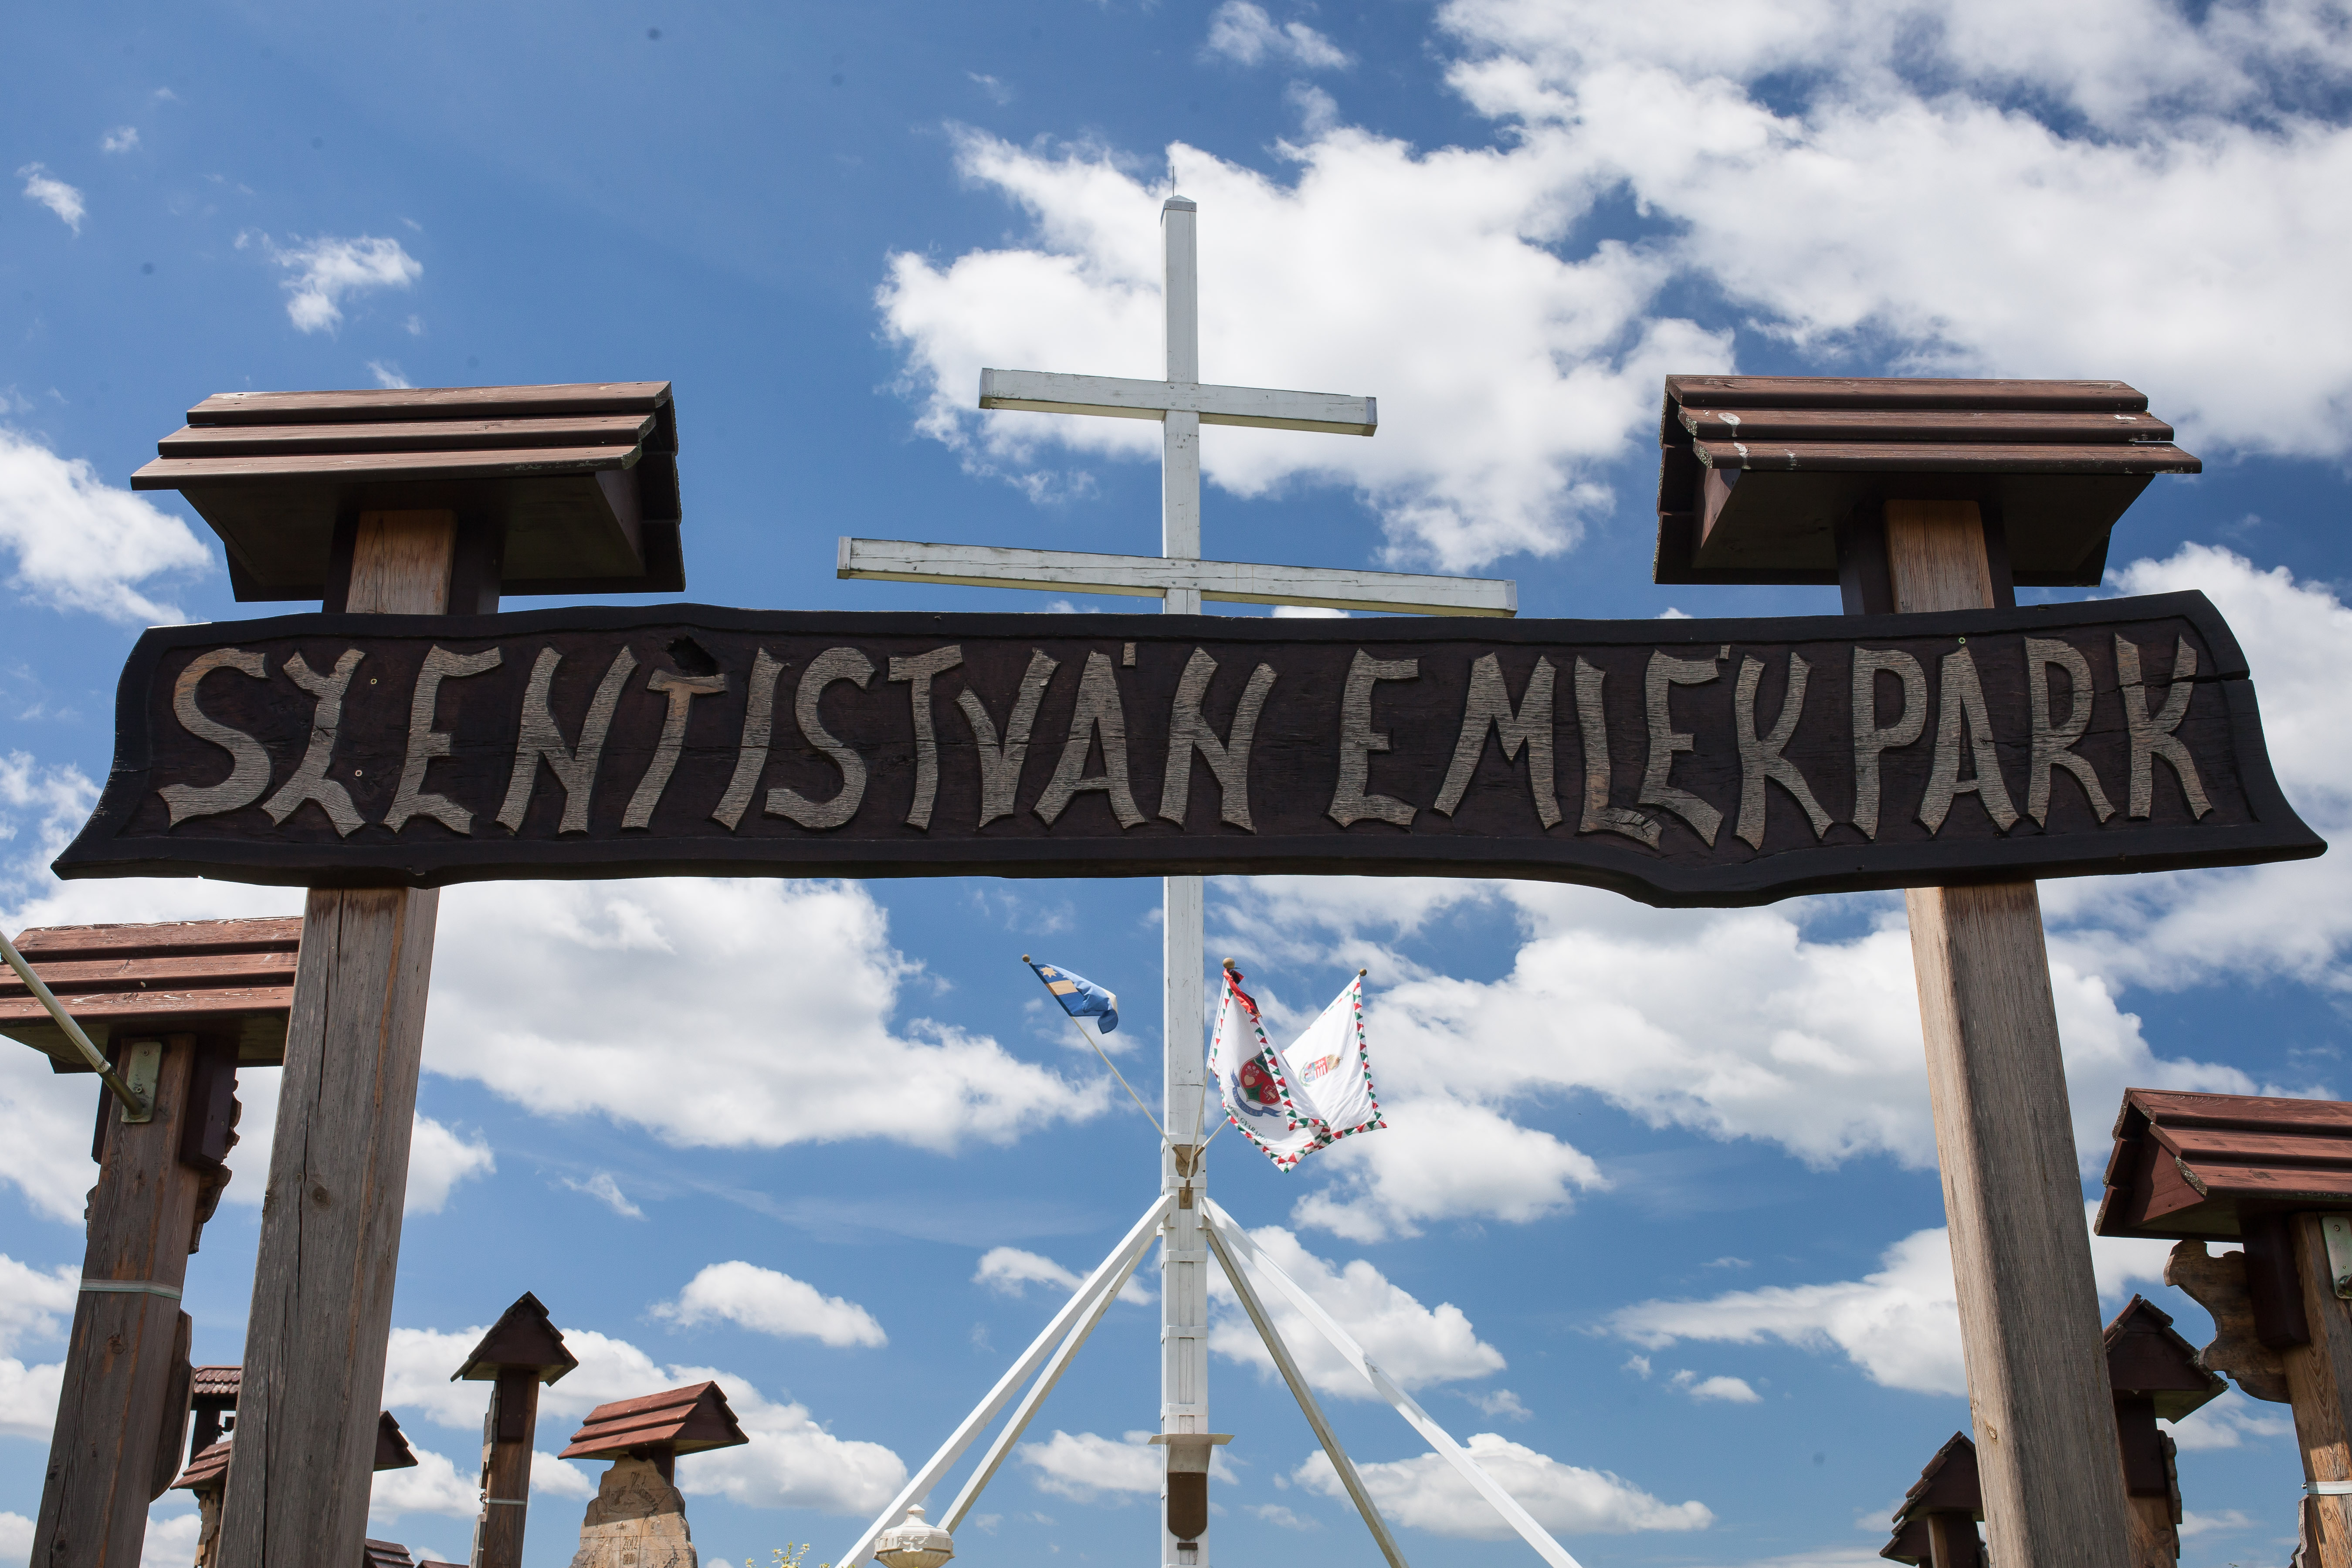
[1208,962,1384,1171]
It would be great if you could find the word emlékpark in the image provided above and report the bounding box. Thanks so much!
[58,595,2315,905]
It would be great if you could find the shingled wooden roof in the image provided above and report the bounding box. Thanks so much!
[1654,375,2199,587]
[452,1291,577,1384]
[1880,1432,1982,1564]
[362,1540,416,1568]
[2095,1088,2352,1240]
[2105,1294,2225,1421]
[0,918,300,1070]
[130,381,683,601]
[560,1381,749,1460]
[190,1364,241,1406]
[172,1437,232,1492]
[376,1410,418,1471]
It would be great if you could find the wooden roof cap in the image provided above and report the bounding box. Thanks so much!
[0,917,301,1072]
[559,1380,749,1460]
[174,1410,415,1493]
[1654,374,2199,589]
[1880,1432,1980,1563]
[191,1363,241,1408]
[363,1540,417,1568]
[172,1437,234,1492]
[376,1409,419,1471]
[129,380,684,603]
[451,1291,578,1384]
[2095,1087,2352,1242]
[2104,1294,2225,1420]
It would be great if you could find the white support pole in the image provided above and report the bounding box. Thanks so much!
[1162,196,1202,607]
[1203,1198,1585,1568]
[942,1230,1156,1531]
[1200,1209,1410,1568]
[837,1195,1173,1568]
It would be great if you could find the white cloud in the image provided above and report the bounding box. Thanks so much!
[0,1352,65,1440]
[0,1512,28,1564]
[405,1116,495,1215]
[877,128,1724,571]
[369,1444,482,1520]
[256,234,423,334]
[1610,1204,2180,1398]
[2179,1507,2259,1537]
[1207,1224,1504,1399]
[1293,1435,1711,1536]
[2166,1389,2294,1452]
[0,1253,78,1355]
[100,127,139,154]
[0,429,213,622]
[139,1506,203,1568]
[1670,1370,1760,1404]
[652,1261,888,1348]
[563,1171,645,1219]
[1250,1502,1320,1530]
[974,1244,1152,1306]
[532,1451,598,1497]
[422,877,1105,1153]
[381,1322,904,1515]
[17,165,84,233]
[1017,1429,1234,1503]
[1286,1095,1603,1241]
[1467,1387,1532,1421]
[367,359,413,389]
[1204,3,1352,70]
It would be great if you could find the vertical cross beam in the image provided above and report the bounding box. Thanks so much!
[217,510,471,1568]
[1157,193,1213,1568]
[2281,1215,2352,1568]
[32,1031,207,1566]
[475,1370,540,1567]
[1862,498,2132,1568]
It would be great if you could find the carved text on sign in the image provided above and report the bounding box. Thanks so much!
[56,596,2320,907]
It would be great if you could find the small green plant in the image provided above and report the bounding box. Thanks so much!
[773,1546,830,1568]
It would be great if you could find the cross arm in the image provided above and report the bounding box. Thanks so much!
[978,369,1376,436]
[838,538,1515,617]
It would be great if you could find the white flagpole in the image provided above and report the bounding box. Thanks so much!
[1202,1197,1586,1568]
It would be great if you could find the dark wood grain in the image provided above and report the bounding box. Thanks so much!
[1678,408,2175,443]
[32,1035,208,1568]
[186,382,671,425]
[2284,1216,2352,1568]
[1695,440,2199,473]
[133,443,640,488]
[158,415,654,456]
[54,595,2322,909]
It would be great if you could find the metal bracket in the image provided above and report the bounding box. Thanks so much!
[2324,1216,2352,1300]
[118,1040,161,1124]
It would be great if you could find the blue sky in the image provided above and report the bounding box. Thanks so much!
[5,2,2352,1565]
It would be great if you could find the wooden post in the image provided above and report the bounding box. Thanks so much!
[476,1371,539,1568]
[1874,498,2134,1567]
[1925,1513,1982,1568]
[217,510,464,1568]
[2283,1214,2352,1568]
[31,1031,208,1566]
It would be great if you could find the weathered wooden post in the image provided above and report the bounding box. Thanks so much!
[451,1291,577,1568]
[2,916,299,1567]
[1657,374,2206,1566]
[2096,1087,2352,1566]
[1880,1433,1985,1568]
[122,380,684,1568]
[2102,1295,2223,1567]
[558,1382,748,1567]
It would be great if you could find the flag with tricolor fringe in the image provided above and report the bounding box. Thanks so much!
[1208,965,1383,1170]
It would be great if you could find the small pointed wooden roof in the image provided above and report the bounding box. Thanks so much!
[559,1381,749,1460]
[130,381,685,601]
[1653,374,2198,587]
[0,918,301,1070]
[1882,1432,1982,1560]
[376,1409,419,1471]
[362,1540,417,1568]
[2096,1088,2352,1240]
[2105,1294,2226,1420]
[172,1437,233,1493]
[451,1291,577,1384]
[190,1364,242,1409]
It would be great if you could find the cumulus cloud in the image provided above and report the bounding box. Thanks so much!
[1609,1204,2179,1398]
[139,1507,204,1566]
[383,1322,904,1514]
[369,1445,481,1520]
[1286,1095,1603,1240]
[1207,1224,1504,1399]
[405,1117,495,1215]
[652,1261,888,1348]
[1293,1436,1711,1536]
[247,234,423,334]
[532,1451,598,1497]
[1670,1371,1760,1404]
[1204,3,1351,70]
[877,128,1724,570]
[0,428,213,622]
[1467,1388,1532,1421]
[422,877,1104,1153]
[2167,1389,2295,1452]
[100,127,139,154]
[974,1244,1152,1306]
[1017,1429,1233,1502]
[0,1351,66,1441]
[17,165,84,233]
[0,1253,75,1441]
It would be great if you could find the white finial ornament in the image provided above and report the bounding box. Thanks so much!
[874,1504,954,1568]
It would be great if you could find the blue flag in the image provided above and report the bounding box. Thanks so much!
[1027,957,1118,1033]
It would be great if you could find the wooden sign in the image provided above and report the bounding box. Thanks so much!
[54,593,2319,908]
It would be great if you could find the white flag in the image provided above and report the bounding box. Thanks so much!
[1284,972,1383,1144]
[1207,965,1327,1169]
[1208,967,1385,1171]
